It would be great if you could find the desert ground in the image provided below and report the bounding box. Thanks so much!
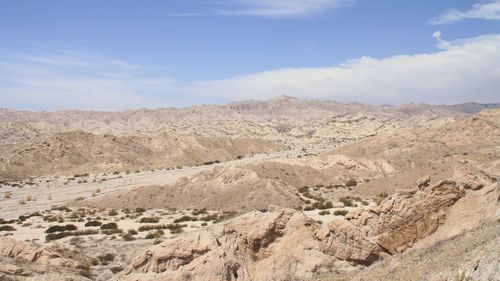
[0,98,498,281]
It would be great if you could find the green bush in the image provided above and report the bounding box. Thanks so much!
[334,210,348,216]
[45,224,78,233]
[100,222,118,230]
[122,233,136,241]
[346,179,358,187]
[312,201,333,210]
[110,266,124,274]
[340,197,354,207]
[145,229,164,239]
[191,208,207,216]
[101,228,122,235]
[138,224,166,232]
[84,221,102,227]
[173,215,194,223]
[166,224,184,234]
[97,253,115,264]
[0,225,16,231]
[45,232,73,241]
[140,217,159,223]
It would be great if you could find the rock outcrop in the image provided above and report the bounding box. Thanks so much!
[0,237,88,280]
[318,180,465,264]
[113,180,465,281]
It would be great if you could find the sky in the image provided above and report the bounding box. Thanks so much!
[0,0,499,110]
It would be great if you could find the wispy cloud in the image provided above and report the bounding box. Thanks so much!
[430,0,500,24]
[182,33,500,105]
[0,52,176,110]
[216,0,354,17]
[166,0,354,18]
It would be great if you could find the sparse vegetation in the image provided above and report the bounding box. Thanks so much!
[140,217,160,223]
[173,215,194,223]
[0,225,16,231]
[138,224,166,232]
[84,221,102,227]
[45,224,78,233]
[100,222,118,230]
[334,210,348,216]
[345,178,358,187]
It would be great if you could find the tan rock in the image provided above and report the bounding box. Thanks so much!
[114,180,465,281]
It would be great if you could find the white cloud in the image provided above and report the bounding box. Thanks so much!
[432,31,453,50]
[214,0,354,17]
[431,0,500,24]
[0,53,175,111]
[183,33,500,105]
[1,33,499,110]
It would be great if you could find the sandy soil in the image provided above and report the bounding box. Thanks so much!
[0,147,330,219]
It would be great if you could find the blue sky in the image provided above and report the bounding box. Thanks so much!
[0,0,499,110]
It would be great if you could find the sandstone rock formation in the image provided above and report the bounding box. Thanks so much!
[0,237,89,280]
[113,179,465,281]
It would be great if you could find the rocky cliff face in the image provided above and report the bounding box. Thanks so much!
[112,179,466,281]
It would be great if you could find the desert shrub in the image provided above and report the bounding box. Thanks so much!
[312,201,333,210]
[298,186,309,193]
[166,224,184,234]
[110,266,124,274]
[334,210,349,216]
[345,179,358,187]
[201,222,208,226]
[134,207,146,213]
[0,219,16,225]
[45,224,78,233]
[45,232,73,241]
[84,221,102,227]
[173,215,194,223]
[0,225,16,231]
[191,208,207,216]
[340,197,354,207]
[97,253,115,264]
[138,224,166,232]
[303,206,315,211]
[140,217,159,223]
[74,197,85,201]
[145,230,164,239]
[318,210,330,215]
[101,228,123,235]
[379,192,389,198]
[153,238,163,245]
[128,229,138,235]
[122,233,136,241]
[43,215,58,222]
[100,222,118,230]
[108,209,118,216]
